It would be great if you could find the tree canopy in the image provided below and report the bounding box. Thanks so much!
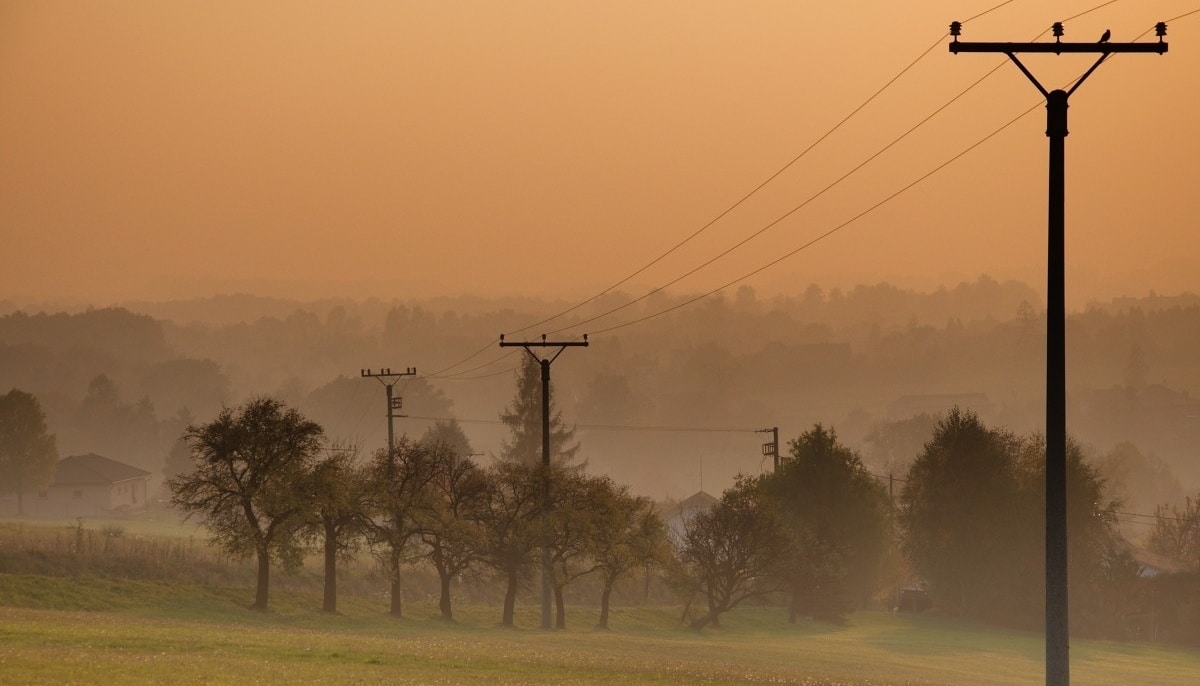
[0,388,59,515]
[168,396,324,610]
[900,408,1114,628]
[762,424,888,621]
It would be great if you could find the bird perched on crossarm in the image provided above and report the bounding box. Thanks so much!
[1099,29,1111,43]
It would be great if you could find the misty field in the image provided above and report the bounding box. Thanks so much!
[3,575,1200,686]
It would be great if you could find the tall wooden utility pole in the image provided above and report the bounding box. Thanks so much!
[499,333,589,629]
[948,20,1168,686]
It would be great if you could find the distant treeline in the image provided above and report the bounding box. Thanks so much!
[1,277,1198,505]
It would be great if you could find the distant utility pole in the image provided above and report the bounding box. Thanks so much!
[948,20,1168,686]
[757,427,779,471]
[499,333,589,630]
[360,367,417,458]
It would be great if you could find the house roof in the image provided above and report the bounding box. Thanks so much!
[678,490,718,511]
[52,453,151,487]
[1114,535,1190,577]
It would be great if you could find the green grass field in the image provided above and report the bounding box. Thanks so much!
[2,574,1199,685]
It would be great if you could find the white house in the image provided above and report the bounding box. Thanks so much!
[0,453,152,518]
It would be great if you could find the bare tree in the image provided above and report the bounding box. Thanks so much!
[363,437,439,618]
[306,446,372,613]
[416,425,489,621]
[479,460,544,627]
[588,481,668,630]
[676,475,786,629]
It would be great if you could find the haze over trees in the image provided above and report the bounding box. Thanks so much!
[4,278,1197,504]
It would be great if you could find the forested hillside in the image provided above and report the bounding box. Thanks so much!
[2,277,1197,521]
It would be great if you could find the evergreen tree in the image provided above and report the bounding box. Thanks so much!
[499,356,580,467]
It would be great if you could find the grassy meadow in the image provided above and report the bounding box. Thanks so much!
[2,519,1200,685]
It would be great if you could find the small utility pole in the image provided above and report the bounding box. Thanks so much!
[758,427,780,471]
[499,333,589,630]
[361,367,417,458]
[949,21,1167,686]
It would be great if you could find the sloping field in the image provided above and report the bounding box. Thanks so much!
[1,575,1198,685]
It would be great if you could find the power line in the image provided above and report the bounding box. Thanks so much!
[499,4,1023,341]
[570,6,1167,338]
[547,56,1017,336]
[587,101,1042,336]
[429,364,521,381]
[545,6,1141,338]
[396,0,1159,377]
[403,414,762,434]
[425,349,520,380]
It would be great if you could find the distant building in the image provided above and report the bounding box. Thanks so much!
[662,490,719,542]
[0,453,152,518]
[1115,536,1190,578]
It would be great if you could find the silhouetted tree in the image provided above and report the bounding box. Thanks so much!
[1149,495,1200,571]
[168,397,324,610]
[479,460,544,627]
[416,423,489,621]
[0,388,58,515]
[677,475,786,630]
[900,408,1023,620]
[901,408,1115,628]
[589,482,668,629]
[363,438,440,618]
[306,448,372,613]
[762,424,888,622]
[546,470,610,629]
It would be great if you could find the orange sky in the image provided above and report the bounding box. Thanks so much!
[2,1,1197,310]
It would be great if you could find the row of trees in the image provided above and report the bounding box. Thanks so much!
[9,374,1195,639]
[671,410,1140,635]
[168,397,666,628]
[165,396,1170,637]
[674,425,889,629]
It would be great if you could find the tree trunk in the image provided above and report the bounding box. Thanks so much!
[690,596,722,629]
[597,582,613,630]
[690,611,719,630]
[253,546,270,610]
[502,570,519,627]
[322,519,338,613]
[554,584,566,629]
[16,487,24,517]
[438,569,454,621]
[789,583,800,624]
[389,551,403,617]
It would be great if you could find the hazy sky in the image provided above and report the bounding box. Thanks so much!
[2,1,1197,308]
